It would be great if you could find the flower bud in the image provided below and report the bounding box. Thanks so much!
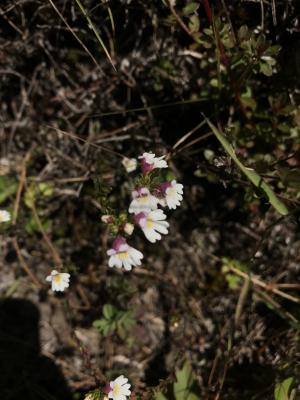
[123,222,134,235]
[101,214,113,224]
[122,157,137,173]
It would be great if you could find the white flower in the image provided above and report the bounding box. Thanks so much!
[122,157,137,173]
[139,152,168,174]
[159,180,183,210]
[128,187,158,214]
[0,210,11,223]
[46,270,70,292]
[123,222,134,236]
[134,209,169,243]
[107,237,143,271]
[108,375,131,400]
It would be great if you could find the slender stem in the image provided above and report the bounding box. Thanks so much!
[31,201,63,268]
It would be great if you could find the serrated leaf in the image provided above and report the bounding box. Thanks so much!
[205,118,289,216]
[174,361,200,400]
[274,377,293,400]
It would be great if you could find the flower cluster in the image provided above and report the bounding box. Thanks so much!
[104,152,183,270]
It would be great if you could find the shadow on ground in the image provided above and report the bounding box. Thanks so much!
[0,298,71,400]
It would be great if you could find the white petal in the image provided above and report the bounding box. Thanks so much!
[129,247,143,263]
[154,159,168,168]
[149,209,167,221]
[122,259,132,271]
[122,387,131,396]
[115,376,127,385]
[143,228,161,243]
[109,254,121,268]
[154,221,169,235]
[114,256,123,269]
[175,183,184,193]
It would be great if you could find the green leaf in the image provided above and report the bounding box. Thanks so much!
[155,392,168,400]
[274,377,293,400]
[205,118,289,216]
[25,215,52,235]
[94,305,136,339]
[103,304,115,319]
[260,62,273,77]
[174,361,199,400]
[24,182,54,208]
[238,25,250,41]
[183,3,199,16]
[37,182,54,198]
[225,273,241,289]
[189,15,200,33]
[0,177,17,204]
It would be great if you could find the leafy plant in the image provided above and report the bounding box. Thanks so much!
[155,361,201,400]
[222,257,248,290]
[24,182,54,209]
[93,304,136,339]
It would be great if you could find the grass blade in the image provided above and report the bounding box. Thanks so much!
[74,0,116,71]
[48,0,103,72]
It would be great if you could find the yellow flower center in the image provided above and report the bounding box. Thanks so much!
[145,219,154,229]
[118,251,129,260]
[113,384,120,396]
[138,196,149,204]
[53,274,63,284]
[168,187,176,198]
